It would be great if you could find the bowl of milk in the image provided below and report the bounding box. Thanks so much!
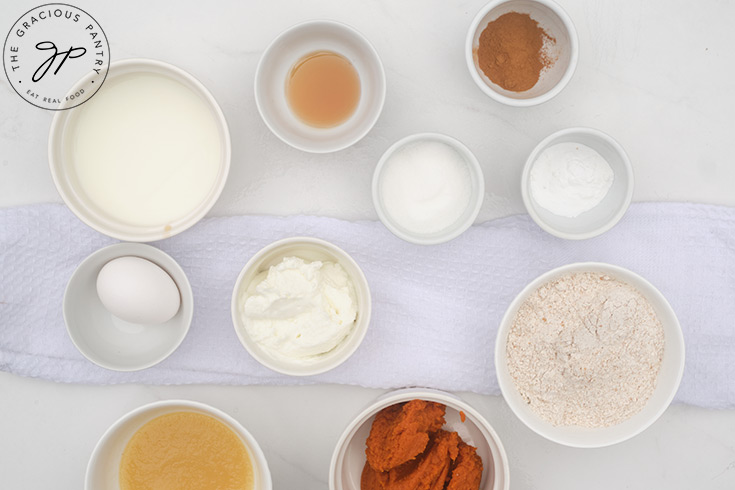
[49,58,231,242]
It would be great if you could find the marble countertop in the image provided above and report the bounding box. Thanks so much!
[1,0,734,489]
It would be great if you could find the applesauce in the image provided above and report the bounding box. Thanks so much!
[120,411,254,490]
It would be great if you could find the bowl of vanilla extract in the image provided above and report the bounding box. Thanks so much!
[254,20,386,153]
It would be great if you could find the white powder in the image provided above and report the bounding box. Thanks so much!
[506,272,664,428]
[529,142,614,218]
[379,140,472,234]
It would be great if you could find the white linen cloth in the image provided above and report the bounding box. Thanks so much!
[1,203,733,408]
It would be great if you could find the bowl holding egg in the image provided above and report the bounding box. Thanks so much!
[63,242,193,371]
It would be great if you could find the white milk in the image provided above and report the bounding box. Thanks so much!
[65,72,222,227]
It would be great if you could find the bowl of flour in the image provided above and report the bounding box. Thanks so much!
[495,262,684,447]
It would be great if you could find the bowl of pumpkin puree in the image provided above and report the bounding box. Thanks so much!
[329,389,509,490]
[86,400,272,490]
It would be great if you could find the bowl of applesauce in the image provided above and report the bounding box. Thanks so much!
[86,400,272,490]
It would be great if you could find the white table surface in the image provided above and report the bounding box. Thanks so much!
[1,0,734,489]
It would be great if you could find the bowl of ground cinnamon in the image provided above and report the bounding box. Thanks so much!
[466,0,578,106]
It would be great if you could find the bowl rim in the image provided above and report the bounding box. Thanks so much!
[253,19,387,153]
[494,261,686,448]
[465,0,579,107]
[520,126,635,240]
[62,242,194,372]
[230,236,372,376]
[328,387,510,490]
[48,57,232,242]
[372,132,485,245]
[84,399,273,490]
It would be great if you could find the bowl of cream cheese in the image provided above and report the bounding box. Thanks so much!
[231,237,371,376]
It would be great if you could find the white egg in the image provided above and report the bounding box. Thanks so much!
[96,256,181,325]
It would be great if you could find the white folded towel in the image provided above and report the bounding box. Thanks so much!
[0,203,733,408]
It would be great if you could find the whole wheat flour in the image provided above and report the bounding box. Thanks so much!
[506,272,665,428]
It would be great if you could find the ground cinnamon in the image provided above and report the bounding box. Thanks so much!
[477,12,554,92]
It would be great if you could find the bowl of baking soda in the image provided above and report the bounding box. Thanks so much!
[373,133,485,245]
[522,127,634,239]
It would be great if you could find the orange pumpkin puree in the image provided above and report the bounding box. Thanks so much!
[120,411,254,490]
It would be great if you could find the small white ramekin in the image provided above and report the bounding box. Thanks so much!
[521,127,634,240]
[495,262,685,448]
[231,237,371,376]
[48,58,231,242]
[372,133,485,245]
[85,399,272,490]
[466,0,578,106]
[329,388,510,490]
[254,20,386,153]
[64,242,193,372]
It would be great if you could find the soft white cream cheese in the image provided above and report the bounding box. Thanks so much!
[240,256,357,362]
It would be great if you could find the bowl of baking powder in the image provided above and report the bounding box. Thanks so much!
[521,127,634,240]
[495,262,685,447]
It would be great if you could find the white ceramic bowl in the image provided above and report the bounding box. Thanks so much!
[495,262,685,448]
[466,0,578,106]
[329,388,510,490]
[521,127,634,239]
[254,20,386,153]
[64,243,193,371]
[86,399,272,490]
[49,58,231,242]
[231,237,371,376]
[372,133,485,245]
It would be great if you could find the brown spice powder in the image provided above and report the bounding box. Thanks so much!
[477,12,555,92]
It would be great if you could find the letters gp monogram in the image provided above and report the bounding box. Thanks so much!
[3,3,110,110]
